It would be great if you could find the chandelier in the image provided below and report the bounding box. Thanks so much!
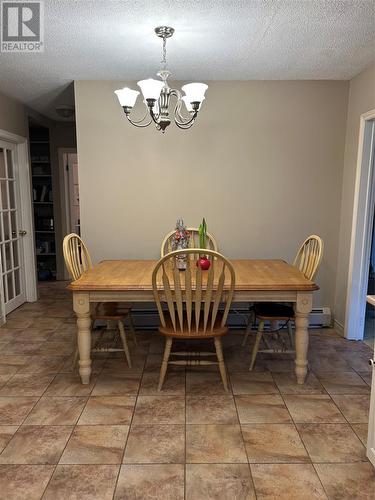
[114,26,208,133]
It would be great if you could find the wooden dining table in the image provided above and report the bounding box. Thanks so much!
[68,259,319,385]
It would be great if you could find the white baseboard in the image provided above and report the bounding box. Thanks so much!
[333,319,345,337]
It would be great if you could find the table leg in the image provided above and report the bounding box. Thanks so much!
[294,292,313,384]
[73,292,91,384]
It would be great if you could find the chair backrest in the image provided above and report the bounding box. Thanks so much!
[152,248,235,334]
[293,235,324,281]
[160,227,218,257]
[63,233,92,281]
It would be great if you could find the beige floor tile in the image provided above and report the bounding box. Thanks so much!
[0,363,20,378]
[60,425,128,464]
[265,359,296,373]
[78,396,136,425]
[186,463,255,500]
[0,396,38,424]
[37,340,75,356]
[133,395,185,424]
[357,371,372,386]
[43,464,119,500]
[236,394,292,423]
[0,342,44,355]
[283,395,346,423]
[4,318,34,329]
[45,373,97,396]
[315,462,375,500]
[186,371,230,395]
[186,424,247,463]
[32,317,65,329]
[12,329,55,342]
[0,354,30,367]
[351,423,368,445]
[0,373,54,396]
[104,356,146,373]
[273,372,326,394]
[140,370,185,395]
[317,372,370,395]
[0,465,54,500]
[331,394,370,423]
[0,425,73,464]
[114,464,184,500]
[186,395,238,424]
[0,426,18,452]
[251,463,327,500]
[242,423,309,463]
[230,372,279,395]
[92,372,141,396]
[23,396,87,425]
[123,424,185,463]
[297,423,367,463]
[18,355,67,374]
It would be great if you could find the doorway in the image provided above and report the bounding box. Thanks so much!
[64,152,80,235]
[0,132,37,321]
[346,111,375,341]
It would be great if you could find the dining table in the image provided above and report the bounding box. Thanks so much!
[68,259,319,385]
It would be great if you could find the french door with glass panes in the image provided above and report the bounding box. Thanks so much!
[0,140,27,315]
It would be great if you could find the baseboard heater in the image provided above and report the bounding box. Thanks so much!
[122,303,332,330]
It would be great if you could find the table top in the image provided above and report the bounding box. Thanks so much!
[68,259,319,292]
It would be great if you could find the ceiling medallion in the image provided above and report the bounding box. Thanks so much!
[115,26,208,133]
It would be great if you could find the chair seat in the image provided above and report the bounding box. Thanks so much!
[254,302,294,320]
[159,313,228,339]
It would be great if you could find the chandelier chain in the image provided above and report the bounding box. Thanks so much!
[162,36,167,69]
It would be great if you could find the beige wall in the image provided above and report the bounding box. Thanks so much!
[0,90,27,137]
[334,64,375,328]
[75,80,349,308]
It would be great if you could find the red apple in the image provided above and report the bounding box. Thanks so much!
[196,256,211,270]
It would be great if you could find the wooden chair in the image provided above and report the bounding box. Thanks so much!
[243,235,324,370]
[63,233,136,367]
[161,227,218,257]
[152,248,235,391]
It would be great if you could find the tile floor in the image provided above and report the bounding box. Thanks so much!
[0,282,374,499]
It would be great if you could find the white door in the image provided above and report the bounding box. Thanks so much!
[367,296,375,467]
[0,140,28,315]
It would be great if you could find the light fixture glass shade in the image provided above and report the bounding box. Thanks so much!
[137,79,164,100]
[182,95,205,112]
[114,87,140,107]
[181,83,208,103]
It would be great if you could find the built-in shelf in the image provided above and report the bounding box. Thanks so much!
[33,202,53,205]
[31,160,50,164]
[32,174,52,178]
[36,253,56,256]
[30,140,49,144]
[35,230,55,234]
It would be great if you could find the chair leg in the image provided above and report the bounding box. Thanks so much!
[118,320,131,368]
[158,338,172,391]
[214,337,229,392]
[288,320,294,349]
[249,320,264,371]
[127,313,138,346]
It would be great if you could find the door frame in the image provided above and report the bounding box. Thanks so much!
[58,147,77,280]
[0,128,37,322]
[345,109,375,340]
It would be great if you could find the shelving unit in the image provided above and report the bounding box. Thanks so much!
[29,122,57,281]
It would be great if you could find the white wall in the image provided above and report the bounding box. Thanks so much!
[75,80,349,309]
[334,63,375,329]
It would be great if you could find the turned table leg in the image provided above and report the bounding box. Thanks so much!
[294,292,313,384]
[73,292,92,384]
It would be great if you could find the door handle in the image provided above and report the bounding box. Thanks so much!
[18,230,27,236]
[369,359,374,367]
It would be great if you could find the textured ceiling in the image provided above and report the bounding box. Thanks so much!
[0,0,374,120]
